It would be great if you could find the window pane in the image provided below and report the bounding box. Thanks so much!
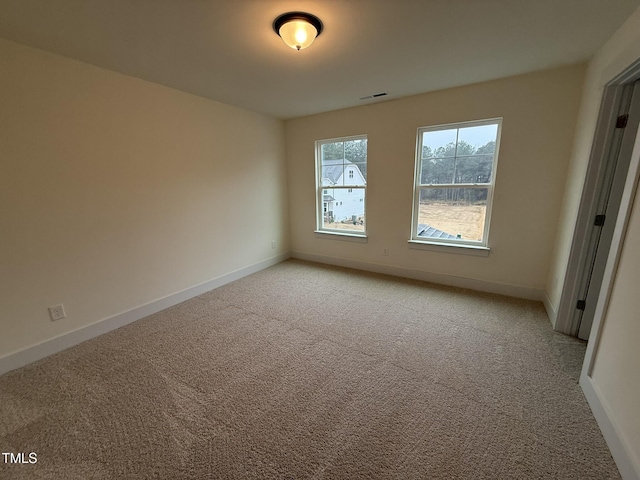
[321,161,344,186]
[321,161,367,187]
[344,138,367,164]
[352,160,367,183]
[457,124,498,155]
[420,157,454,184]
[344,162,366,186]
[321,187,365,232]
[422,129,457,158]
[451,154,494,184]
[322,142,344,162]
[321,139,367,186]
[417,187,488,242]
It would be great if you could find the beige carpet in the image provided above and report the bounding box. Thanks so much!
[0,259,619,479]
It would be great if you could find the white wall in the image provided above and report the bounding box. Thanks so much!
[0,39,288,359]
[285,65,585,297]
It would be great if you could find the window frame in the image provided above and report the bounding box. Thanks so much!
[410,118,502,250]
[315,134,368,238]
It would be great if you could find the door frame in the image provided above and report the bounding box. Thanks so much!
[554,59,640,336]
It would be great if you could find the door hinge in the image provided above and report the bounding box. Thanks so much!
[594,214,606,226]
[616,114,628,129]
[576,300,586,311]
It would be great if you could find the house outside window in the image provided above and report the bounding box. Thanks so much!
[411,118,501,248]
[316,135,367,235]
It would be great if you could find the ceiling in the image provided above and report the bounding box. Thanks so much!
[1,0,639,119]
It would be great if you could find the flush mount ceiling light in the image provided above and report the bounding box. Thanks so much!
[273,12,323,51]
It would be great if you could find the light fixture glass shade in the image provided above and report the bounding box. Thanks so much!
[273,12,323,51]
[278,19,318,50]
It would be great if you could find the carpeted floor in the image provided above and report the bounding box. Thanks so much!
[0,259,619,479]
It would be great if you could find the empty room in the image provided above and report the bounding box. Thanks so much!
[1,1,640,479]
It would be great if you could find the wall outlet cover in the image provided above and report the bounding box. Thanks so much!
[48,304,66,321]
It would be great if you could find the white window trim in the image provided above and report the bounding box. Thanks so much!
[314,230,368,242]
[407,239,490,257]
[315,134,368,237]
[410,118,502,250]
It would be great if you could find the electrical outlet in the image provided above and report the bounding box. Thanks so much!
[383,248,389,256]
[48,304,66,321]
[272,240,276,250]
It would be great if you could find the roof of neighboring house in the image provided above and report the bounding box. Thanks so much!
[322,159,356,185]
[417,224,458,239]
[323,194,335,202]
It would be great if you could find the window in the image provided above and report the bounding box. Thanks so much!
[316,135,367,235]
[411,119,501,248]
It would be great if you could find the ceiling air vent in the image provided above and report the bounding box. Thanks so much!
[359,92,388,100]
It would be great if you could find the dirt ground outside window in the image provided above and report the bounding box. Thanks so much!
[418,204,486,241]
[323,215,365,232]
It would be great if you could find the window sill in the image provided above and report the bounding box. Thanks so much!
[315,230,368,243]
[407,240,490,257]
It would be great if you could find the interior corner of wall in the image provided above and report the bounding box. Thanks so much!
[542,289,558,327]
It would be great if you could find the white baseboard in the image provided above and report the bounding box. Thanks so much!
[580,374,640,480]
[542,291,558,327]
[291,251,544,301]
[0,252,290,376]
